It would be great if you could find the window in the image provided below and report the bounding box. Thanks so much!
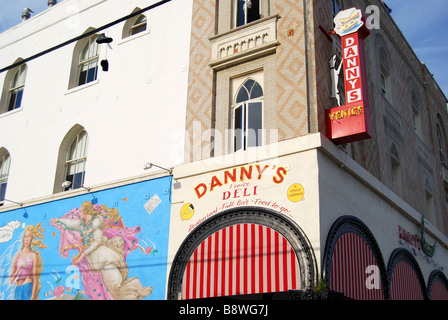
[390,143,403,197]
[235,0,260,27]
[0,150,11,206]
[331,0,341,17]
[233,79,263,152]
[122,9,149,39]
[64,130,88,190]
[129,15,147,36]
[1,60,27,114]
[425,176,435,223]
[412,95,422,139]
[7,64,27,111]
[437,123,446,163]
[380,64,390,100]
[77,35,99,86]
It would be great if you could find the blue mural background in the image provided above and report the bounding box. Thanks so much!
[0,176,172,300]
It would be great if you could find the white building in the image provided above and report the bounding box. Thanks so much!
[0,0,192,203]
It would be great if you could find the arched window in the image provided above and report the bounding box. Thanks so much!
[129,15,147,36]
[0,149,11,205]
[233,79,263,152]
[64,129,88,190]
[122,9,148,39]
[1,60,27,114]
[68,31,99,89]
[78,35,99,86]
[54,125,89,193]
[7,64,27,111]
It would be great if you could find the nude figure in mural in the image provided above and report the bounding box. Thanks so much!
[51,201,152,300]
[9,224,47,300]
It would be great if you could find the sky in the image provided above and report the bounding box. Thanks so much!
[0,0,447,98]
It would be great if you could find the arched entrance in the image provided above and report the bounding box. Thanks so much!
[167,207,317,300]
[323,216,388,300]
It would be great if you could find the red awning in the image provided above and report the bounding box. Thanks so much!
[430,281,448,300]
[390,261,424,300]
[181,223,301,299]
[330,232,384,300]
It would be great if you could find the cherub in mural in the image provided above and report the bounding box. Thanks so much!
[9,223,47,300]
[51,201,153,300]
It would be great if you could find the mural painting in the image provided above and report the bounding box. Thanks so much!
[0,176,172,300]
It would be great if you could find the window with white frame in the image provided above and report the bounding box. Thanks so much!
[64,130,88,190]
[233,78,263,152]
[235,0,261,27]
[129,15,147,36]
[77,35,99,87]
[7,64,27,112]
[0,151,11,205]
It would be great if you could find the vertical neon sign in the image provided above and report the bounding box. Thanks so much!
[326,8,371,144]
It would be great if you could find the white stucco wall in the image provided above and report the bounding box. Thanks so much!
[0,0,192,203]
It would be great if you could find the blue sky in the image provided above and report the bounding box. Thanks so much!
[0,0,447,98]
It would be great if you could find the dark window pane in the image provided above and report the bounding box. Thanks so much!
[236,87,249,103]
[250,82,263,99]
[247,102,262,147]
[78,70,87,86]
[87,66,97,83]
[247,0,260,23]
[14,89,23,109]
[237,0,246,27]
[8,92,17,111]
[234,105,244,151]
[0,182,6,201]
[73,171,85,189]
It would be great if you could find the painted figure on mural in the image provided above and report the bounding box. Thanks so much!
[9,223,47,300]
[51,201,153,300]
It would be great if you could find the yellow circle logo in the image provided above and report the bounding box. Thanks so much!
[180,203,195,220]
[287,183,304,202]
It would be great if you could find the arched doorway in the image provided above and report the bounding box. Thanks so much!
[167,207,317,300]
[323,216,388,300]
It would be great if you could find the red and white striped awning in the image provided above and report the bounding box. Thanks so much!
[181,223,301,299]
[430,281,448,300]
[390,261,424,300]
[330,232,385,300]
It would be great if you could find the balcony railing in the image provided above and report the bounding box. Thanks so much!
[209,15,280,70]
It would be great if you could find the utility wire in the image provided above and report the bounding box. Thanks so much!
[0,0,171,74]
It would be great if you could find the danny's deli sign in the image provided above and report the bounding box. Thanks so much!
[326,8,372,144]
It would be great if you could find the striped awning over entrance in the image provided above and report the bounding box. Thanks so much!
[430,281,448,300]
[390,261,424,300]
[330,232,384,300]
[181,223,301,299]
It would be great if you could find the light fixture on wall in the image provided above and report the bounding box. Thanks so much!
[2,198,23,206]
[62,180,91,191]
[143,162,172,175]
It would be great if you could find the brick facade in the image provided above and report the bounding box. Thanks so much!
[184,0,448,235]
